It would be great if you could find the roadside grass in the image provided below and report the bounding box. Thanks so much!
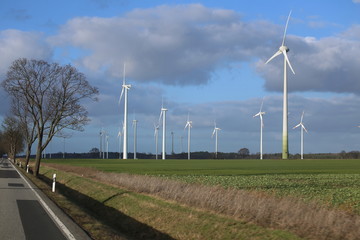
[39,165,303,240]
[43,163,360,240]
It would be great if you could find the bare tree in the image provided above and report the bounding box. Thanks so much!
[2,58,98,176]
[1,116,24,162]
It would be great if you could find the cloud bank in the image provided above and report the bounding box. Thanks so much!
[47,4,360,95]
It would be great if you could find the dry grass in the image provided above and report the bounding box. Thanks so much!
[45,163,360,240]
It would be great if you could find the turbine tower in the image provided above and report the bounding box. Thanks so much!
[117,126,123,159]
[253,99,266,160]
[154,123,159,159]
[99,129,103,159]
[119,63,131,159]
[106,134,109,159]
[159,104,168,160]
[293,111,308,160]
[184,114,192,160]
[212,122,221,159]
[133,119,138,159]
[265,11,295,159]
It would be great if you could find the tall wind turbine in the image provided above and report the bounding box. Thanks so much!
[184,114,192,160]
[212,122,221,159]
[159,104,168,160]
[119,63,131,159]
[253,99,266,160]
[265,11,295,159]
[154,123,159,159]
[132,119,138,159]
[293,111,308,160]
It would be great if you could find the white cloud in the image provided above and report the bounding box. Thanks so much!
[49,4,275,86]
[50,4,360,95]
[0,29,53,75]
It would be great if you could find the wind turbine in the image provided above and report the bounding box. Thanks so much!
[265,11,295,159]
[293,111,308,160]
[159,103,168,160]
[184,114,192,160]
[212,122,221,159]
[119,63,131,159]
[154,123,159,159]
[100,128,105,159]
[253,99,266,160]
[133,119,138,159]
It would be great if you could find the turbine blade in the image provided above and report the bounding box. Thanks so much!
[265,50,282,64]
[260,98,264,112]
[282,10,292,46]
[212,129,215,138]
[283,50,295,74]
[158,111,163,125]
[123,62,126,85]
[293,123,301,129]
[301,110,305,123]
[253,112,260,118]
[118,87,124,105]
[302,124,308,133]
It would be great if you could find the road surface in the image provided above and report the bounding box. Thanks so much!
[0,158,91,240]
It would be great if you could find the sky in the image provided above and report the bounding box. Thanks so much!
[0,0,360,155]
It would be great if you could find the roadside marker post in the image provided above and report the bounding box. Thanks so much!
[52,173,57,193]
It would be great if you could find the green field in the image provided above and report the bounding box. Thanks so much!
[44,158,360,175]
[43,158,360,213]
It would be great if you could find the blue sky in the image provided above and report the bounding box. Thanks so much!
[1,0,360,155]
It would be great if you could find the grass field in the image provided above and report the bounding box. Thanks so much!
[39,158,360,239]
[43,158,360,175]
[43,158,360,213]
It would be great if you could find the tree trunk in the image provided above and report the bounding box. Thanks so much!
[25,143,31,167]
[33,136,42,177]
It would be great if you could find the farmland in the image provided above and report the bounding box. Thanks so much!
[44,158,360,213]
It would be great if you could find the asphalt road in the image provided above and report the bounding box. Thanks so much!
[0,158,91,240]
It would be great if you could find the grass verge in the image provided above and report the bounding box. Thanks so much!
[36,165,303,240]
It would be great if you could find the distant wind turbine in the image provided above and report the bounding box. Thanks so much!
[184,114,192,160]
[159,103,168,160]
[154,123,159,159]
[253,99,266,160]
[265,11,295,159]
[293,111,308,160]
[133,119,138,159]
[212,122,221,159]
[119,63,131,159]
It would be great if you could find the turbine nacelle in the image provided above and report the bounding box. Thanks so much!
[279,45,289,53]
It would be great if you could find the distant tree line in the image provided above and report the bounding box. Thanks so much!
[18,147,360,160]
